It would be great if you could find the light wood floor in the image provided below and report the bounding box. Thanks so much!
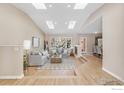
[0,55,123,85]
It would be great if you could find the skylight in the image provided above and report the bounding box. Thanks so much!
[68,21,76,29]
[67,5,71,8]
[74,3,88,10]
[32,3,47,9]
[46,21,55,29]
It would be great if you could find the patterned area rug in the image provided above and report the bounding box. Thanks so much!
[37,58,75,70]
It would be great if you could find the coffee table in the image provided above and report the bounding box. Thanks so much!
[51,55,62,63]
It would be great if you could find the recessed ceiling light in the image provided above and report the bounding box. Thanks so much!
[46,21,54,29]
[67,5,71,8]
[49,4,52,8]
[68,21,76,29]
[65,22,68,24]
[54,22,57,25]
[32,3,47,9]
[74,3,87,10]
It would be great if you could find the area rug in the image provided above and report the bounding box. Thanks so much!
[37,58,75,70]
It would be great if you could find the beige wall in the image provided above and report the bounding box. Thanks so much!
[46,33,100,54]
[0,4,45,48]
[78,34,101,54]
[0,4,45,78]
[46,34,79,47]
[0,46,23,79]
[85,4,124,82]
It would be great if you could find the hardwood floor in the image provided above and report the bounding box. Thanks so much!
[0,55,123,85]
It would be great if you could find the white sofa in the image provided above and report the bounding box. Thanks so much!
[29,51,49,66]
[29,54,47,66]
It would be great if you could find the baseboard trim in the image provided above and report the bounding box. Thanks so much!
[102,67,124,83]
[0,74,24,79]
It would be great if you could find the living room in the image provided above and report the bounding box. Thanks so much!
[0,3,124,87]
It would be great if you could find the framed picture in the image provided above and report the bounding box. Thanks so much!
[32,37,40,48]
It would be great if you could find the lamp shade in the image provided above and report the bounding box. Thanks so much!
[23,40,31,50]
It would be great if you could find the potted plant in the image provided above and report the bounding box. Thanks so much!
[23,55,28,71]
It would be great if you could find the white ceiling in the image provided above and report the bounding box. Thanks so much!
[83,17,102,34]
[13,3,103,35]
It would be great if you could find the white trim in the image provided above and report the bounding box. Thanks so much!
[102,67,124,83]
[0,74,24,79]
[0,45,23,47]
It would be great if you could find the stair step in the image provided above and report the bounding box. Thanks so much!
[79,56,88,62]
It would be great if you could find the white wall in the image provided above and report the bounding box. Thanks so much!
[85,4,124,82]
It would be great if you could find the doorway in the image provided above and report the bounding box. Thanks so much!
[79,37,87,54]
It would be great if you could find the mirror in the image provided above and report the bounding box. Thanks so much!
[32,37,40,48]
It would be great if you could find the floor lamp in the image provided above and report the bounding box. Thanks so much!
[23,40,31,72]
